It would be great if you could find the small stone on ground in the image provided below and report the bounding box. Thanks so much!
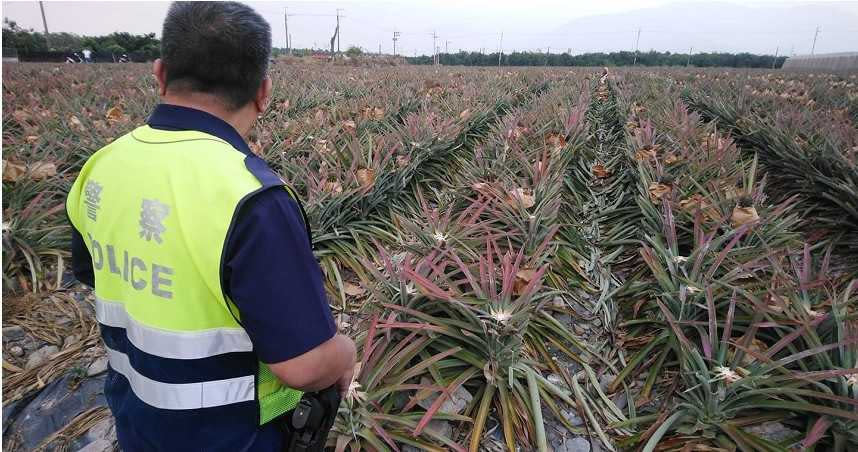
[745,421,800,443]
[2,326,26,342]
[87,356,109,376]
[562,409,585,426]
[25,345,58,370]
[416,377,473,414]
[557,436,591,452]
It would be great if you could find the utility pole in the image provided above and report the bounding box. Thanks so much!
[284,7,290,55]
[336,8,344,53]
[772,46,779,69]
[498,31,503,66]
[811,26,820,55]
[39,1,50,49]
[632,27,641,65]
[393,31,400,56]
[445,40,450,54]
[686,47,692,67]
[379,43,382,55]
[432,31,438,65]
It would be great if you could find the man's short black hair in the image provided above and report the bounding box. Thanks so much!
[161,2,271,110]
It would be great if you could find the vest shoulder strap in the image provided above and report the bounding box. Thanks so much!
[242,155,313,248]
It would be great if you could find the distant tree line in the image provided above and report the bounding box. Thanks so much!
[407,50,787,68]
[2,18,160,61]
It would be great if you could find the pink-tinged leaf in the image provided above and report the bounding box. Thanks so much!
[413,369,478,437]
[531,224,560,259]
[335,434,350,452]
[486,238,496,296]
[511,265,548,308]
[663,201,677,252]
[384,311,396,341]
[799,243,811,289]
[770,337,858,370]
[365,333,391,384]
[691,218,726,278]
[764,313,829,359]
[378,321,447,333]
[402,381,444,413]
[801,417,832,449]
[361,313,380,372]
[368,417,400,452]
[656,299,693,350]
[370,330,419,380]
[705,286,717,358]
[448,252,483,298]
[694,211,704,248]
[770,368,858,383]
[404,266,452,300]
[698,326,712,360]
[395,347,463,385]
[720,293,737,355]
[821,246,832,277]
[706,225,749,281]
[500,252,515,299]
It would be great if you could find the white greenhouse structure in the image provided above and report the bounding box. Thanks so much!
[782,52,858,71]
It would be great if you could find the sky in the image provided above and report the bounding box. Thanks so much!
[2,0,858,56]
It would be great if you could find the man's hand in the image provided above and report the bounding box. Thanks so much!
[267,333,357,393]
[336,364,356,396]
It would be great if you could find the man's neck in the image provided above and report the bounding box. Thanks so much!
[160,94,251,138]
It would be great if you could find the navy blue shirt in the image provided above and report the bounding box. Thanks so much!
[70,104,336,451]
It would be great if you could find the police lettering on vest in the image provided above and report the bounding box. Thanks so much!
[86,233,174,299]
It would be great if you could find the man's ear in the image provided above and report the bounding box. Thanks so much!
[152,59,168,97]
[254,76,273,114]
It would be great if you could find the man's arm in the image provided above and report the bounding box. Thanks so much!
[268,333,356,393]
[223,188,355,393]
[71,226,95,288]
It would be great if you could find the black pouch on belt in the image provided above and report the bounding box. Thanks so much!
[282,386,342,452]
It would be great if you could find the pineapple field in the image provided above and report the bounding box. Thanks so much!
[2,63,858,451]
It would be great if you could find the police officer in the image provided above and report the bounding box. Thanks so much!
[66,2,356,450]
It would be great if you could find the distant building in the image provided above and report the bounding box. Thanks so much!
[782,52,858,71]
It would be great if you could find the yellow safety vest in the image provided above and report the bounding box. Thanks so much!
[66,125,302,424]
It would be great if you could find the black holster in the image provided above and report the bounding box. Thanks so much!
[282,386,341,452]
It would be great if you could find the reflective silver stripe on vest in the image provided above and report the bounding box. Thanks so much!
[96,297,253,360]
[106,346,255,410]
